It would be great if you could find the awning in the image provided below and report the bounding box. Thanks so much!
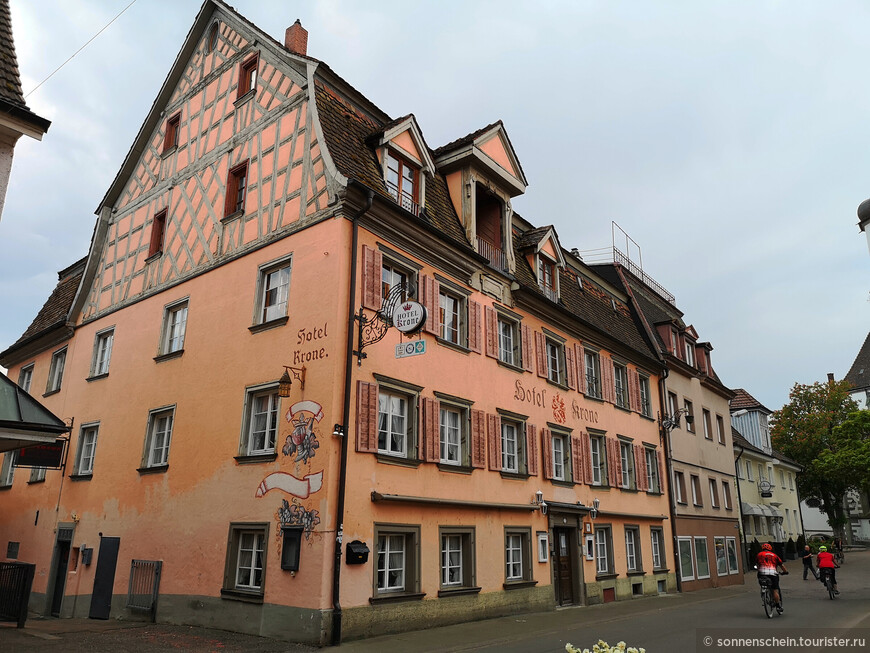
[741,502,783,518]
[0,373,69,453]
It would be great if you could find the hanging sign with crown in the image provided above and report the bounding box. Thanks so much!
[392,300,427,335]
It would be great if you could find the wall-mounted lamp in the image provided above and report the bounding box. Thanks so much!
[332,424,345,437]
[590,497,600,520]
[280,526,303,572]
[660,407,694,431]
[278,365,306,397]
[533,489,548,514]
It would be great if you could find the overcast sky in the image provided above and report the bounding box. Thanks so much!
[2,0,868,411]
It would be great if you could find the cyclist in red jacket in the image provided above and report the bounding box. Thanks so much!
[756,543,787,612]
[817,545,839,594]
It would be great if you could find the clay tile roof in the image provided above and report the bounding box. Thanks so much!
[433,120,504,157]
[730,388,770,413]
[844,331,870,391]
[7,258,85,349]
[367,114,414,140]
[515,226,551,250]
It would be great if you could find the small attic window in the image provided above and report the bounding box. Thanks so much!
[207,23,219,53]
[385,152,419,215]
[163,112,180,153]
[237,54,259,99]
[537,255,558,302]
[475,185,504,270]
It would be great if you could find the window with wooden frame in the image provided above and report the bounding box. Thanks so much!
[702,409,712,440]
[17,364,33,393]
[677,537,694,581]
[709,478,719,508]
[551,431,571,482]
[585,350,602,399]
[255,257,292,325]
[90,328,114,378]
[74,424,99,477]
[722,481,733,510]
[148,210,167,258]
[163,112,180,153]
[716,414,725,445]
[537,255,558,301]
[674,471,687,504]
[438,287,466,346]
[159,299,188,356]
[613,362,628,408]
[373,524,420,598]
[439,401,469,466]
[377,382,419,460]
[644,447,660,493]
[624,526,642,572]
[684,399,695,433]
[619,439,635,489]
[225,160,249,217]
[650,527,665,570]
[501,417,524,474]
[638,374,652,417]
[0,452,15,487]
[385,151,419,214]
[589,432,607,486]
[439,527,476,593]
[46,347,67,394]
[142,406,175,469]
[497,315,520,367]
[594,525,614,575]
[222,522,269,600]
[690,474,702,506]
[504,527,532,584]
[237,53,258,99]
[684,338,696,367]
[240,384,280,456]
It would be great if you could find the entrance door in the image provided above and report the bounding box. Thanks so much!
[88,536,120,619]
[50,541,70,617]
[553,527,575,606]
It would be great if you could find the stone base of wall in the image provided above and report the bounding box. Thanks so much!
[584,572,676,605]
[341,585,554,641]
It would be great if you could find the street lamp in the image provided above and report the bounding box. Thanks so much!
[660,407,694,431]
[278,365,306,397]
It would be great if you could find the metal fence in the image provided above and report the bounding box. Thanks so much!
[0,562,35,628]
[126,559,162,622]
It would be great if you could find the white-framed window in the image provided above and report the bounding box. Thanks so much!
[75,424,99,476]
[242,386,279,455]
[726,537,739,574]
[684,399,695,432]
[709,478,719,508]
[625,527,641,572]
[677,537,694,581]
[716,415,725,444]
[160,299,188,355]
[223,523,268,597]
[440,528,474,589]
[382,260,412,303]
[714,536,728,576]
[18,364,33,393]
[619,440,634,489]
[374,524,419,596]
[537,532,549,562]
[0,452,16,487]
[694,537,710,579]
[613,363,628,408]
[779,470,785,488]
[537,255,558,301]
[256,259,291,324]
[385,151,419,213]
[143,407,175,468]
[498,316,520,366]
[378,390,409,457]
[674,471,687,503]
[788,472,794,490]
[546,338,564,385]
[722,481,732,510]
[439,405,464,465]
[46,347,67,393]
[29,466,47,483]
[552,431,571,481]
[651,527,665,569]
[685,340,695,367]
[438,289,465,345]
[639,375,652,417]
[702,409,712,440]
[590,433,606,486]
[746,460,753,481]
[645,448,659,493]
[690,474,702,506]
[91,328,114,377]
[585,350,601,398]
[505,528,532,582]
[501,420,520,473]
[595,526,613,574]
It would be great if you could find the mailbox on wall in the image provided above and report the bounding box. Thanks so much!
[346,540,369,564]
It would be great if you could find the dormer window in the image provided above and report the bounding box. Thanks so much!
[684,339,695,367]
[537,256,558,302]
[386,152,418,214]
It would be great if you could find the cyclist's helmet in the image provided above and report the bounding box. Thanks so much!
[762,543,773,551]
[819,546,827,552]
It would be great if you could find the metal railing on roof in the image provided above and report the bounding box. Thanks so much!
[477,236,509,272]
[612,247,675,305]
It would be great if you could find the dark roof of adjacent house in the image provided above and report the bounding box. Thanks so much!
[515,226,552,250]
[433,120,503,157]
[0,371,68,437]
[844,331,870,391]
[0,0,50,133]
[731,388,771,413]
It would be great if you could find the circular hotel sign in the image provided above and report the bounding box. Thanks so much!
[393,301,427,335]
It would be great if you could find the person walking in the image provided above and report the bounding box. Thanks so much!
[800,544,818,580]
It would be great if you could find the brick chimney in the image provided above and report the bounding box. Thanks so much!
[285,19,308,56]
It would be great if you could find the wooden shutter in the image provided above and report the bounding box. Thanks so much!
[628,369,641,412]
[521,323,533,372]
[355,380,378,453]
[656,450,664,493]
[468,299,482,353]
[565,345,576,390]
[421,397,440,462]
[582,431,594,484]
[526,424,538,476]
[575,343,587,394]
[471,409,486,468]
[361,245,383,310]
[571,435,585,484]
[485,306,498,359]
[606,437,622,487]
[541,427,554,480]
[535,331,547,378]
[602,355,615,403]
[636,445,649,492]
[420,274,439,335]
[487,413,501,471]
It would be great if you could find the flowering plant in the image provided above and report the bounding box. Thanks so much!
[566,641,645,653]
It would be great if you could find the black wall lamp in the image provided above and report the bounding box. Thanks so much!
[660,407,693,431]
[278,365,306,397]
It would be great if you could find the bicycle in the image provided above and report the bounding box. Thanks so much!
[820,567,840,600]
[758,573,785,618]
[834,549,845,565]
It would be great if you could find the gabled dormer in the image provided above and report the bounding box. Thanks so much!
[370,115,436,217]
[655,321,681,357]
[695,341,714,376]
[682,325,699,367]
[516,226,566,302]
[433,121,527,274]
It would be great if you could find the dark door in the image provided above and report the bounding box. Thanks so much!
[88,537,120,619]
[50,541,70,617]
[553,527,575,606]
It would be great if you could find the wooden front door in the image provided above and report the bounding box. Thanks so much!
[553,527,575,605]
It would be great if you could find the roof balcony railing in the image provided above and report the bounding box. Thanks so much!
[476,236,508,272]
[540,285,558,303]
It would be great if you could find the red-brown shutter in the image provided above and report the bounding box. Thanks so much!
[421,397,440,462]
[571,435,584,484]
[565,345,576,390]
[541,428,554,480]
[535,331,547,378]
[471,409,486,468]
[575,343,587,394]
[656,450,664,494]
[420,274,439,335]
[485,306,498,359]
[487,413,501,471]
[468,299,482,353]
[361,245,383,310]
[602,355,615,403]
[526,424,538,476]
[521,323,533,372]
[606,437,622,487]
[628,369,641,412]
[582,431,593,484]
[634,444,648,491]
[355,380,378,453]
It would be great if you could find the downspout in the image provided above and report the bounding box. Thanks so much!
[331,185,374,647]
[658,369,682,592]
[733,446,747,570]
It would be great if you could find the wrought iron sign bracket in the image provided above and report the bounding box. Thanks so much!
[353,283,415,367]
